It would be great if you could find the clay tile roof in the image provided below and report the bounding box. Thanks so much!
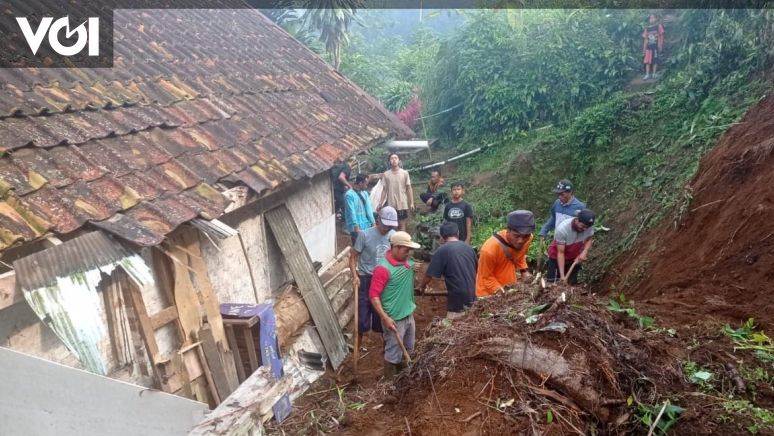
[0,8,412,252]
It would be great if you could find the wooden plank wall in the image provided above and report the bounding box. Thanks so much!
[264,205,347,369]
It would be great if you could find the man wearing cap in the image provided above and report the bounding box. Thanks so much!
[349,207,398,348]
[475,210,535,297]
[418,222,477,319]
[539,179,586,241]
[369,231,420,378]
[547,208,596,284]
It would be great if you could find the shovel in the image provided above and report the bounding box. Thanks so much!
[392,329,412,364]
[564,259,580,284]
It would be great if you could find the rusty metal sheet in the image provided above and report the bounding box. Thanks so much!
[12,230,134,292]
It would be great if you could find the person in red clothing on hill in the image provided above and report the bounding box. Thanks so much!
[642,13,665,80]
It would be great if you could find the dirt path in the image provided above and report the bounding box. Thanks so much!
[267,259,447,435]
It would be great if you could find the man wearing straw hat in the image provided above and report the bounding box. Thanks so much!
[369,231,421,378]
[547,208,596,284]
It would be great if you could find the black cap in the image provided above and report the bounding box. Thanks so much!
[507,210,535,234]
[439,222,460,238]
[552,179,573,193]
[577,208,596,226]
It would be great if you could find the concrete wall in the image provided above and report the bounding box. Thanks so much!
[0,347,207,436]
[200,174,336,305]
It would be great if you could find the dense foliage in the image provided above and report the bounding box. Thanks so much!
[447,9,772,280]
[423,10,643,140]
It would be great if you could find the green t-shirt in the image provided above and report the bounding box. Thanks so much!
[375,257,416,320]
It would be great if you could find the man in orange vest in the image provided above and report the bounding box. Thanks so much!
[475,210,535,296]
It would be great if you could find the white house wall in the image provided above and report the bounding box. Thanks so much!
[200,174,335,305]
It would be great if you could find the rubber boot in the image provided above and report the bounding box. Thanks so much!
[383,361,399,379]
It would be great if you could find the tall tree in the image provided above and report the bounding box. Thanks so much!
[302,0,363,69]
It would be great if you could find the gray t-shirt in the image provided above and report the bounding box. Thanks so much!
[353,227,395,275]
[554,217,594,245]
[550,218,594,260]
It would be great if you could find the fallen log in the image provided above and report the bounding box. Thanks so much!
[274,270,352,351]
[480,337,616,422]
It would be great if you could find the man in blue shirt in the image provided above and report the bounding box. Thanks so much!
[539,179,586,242]
[344,174,376,245]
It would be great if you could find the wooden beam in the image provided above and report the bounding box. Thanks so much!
[125,275,161,363]
[199,324,238,400]
[150,306,179,330]
[243,327,259,375]
[224,324,245,382]
[265,204,348,369]
[0,271,21,311]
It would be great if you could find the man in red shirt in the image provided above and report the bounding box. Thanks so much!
[369,231,420,378]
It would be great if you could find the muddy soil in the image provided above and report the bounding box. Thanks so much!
[609,94,774,330]
[281,95,774,435]
[270,281,773,435]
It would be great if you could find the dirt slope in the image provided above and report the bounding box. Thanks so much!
[609,92,774,328]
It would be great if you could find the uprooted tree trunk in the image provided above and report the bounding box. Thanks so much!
[480,336,621,422]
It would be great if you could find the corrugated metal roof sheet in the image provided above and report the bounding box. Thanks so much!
[0,8,412,251]
[13,230,134,291]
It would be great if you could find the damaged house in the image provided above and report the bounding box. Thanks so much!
[0,6,411,435]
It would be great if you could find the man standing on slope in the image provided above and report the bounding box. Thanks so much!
[547,208,596,285]
[443,181,474,245]
[349,207,398,348]
[539,179,586,241]
[369,231,420,378]
[475,210,535,297]
[379,153,414,231]
[418,222,477,319]
[344,174,376,245]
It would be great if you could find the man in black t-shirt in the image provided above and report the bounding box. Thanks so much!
[443,181,474,244]
[419,222,477,319]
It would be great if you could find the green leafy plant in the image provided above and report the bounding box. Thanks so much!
[607,296,655,330]
[349,402,367,411]
[722,400,774,434]
[723,319,774,364]
[637,400,685,435]
[683,360,714,389]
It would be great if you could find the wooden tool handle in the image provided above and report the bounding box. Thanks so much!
[352,279,359,372]
[393,330,412,364]
[565,259,580,280]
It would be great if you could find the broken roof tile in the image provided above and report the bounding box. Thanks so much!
[91,213,164,247]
